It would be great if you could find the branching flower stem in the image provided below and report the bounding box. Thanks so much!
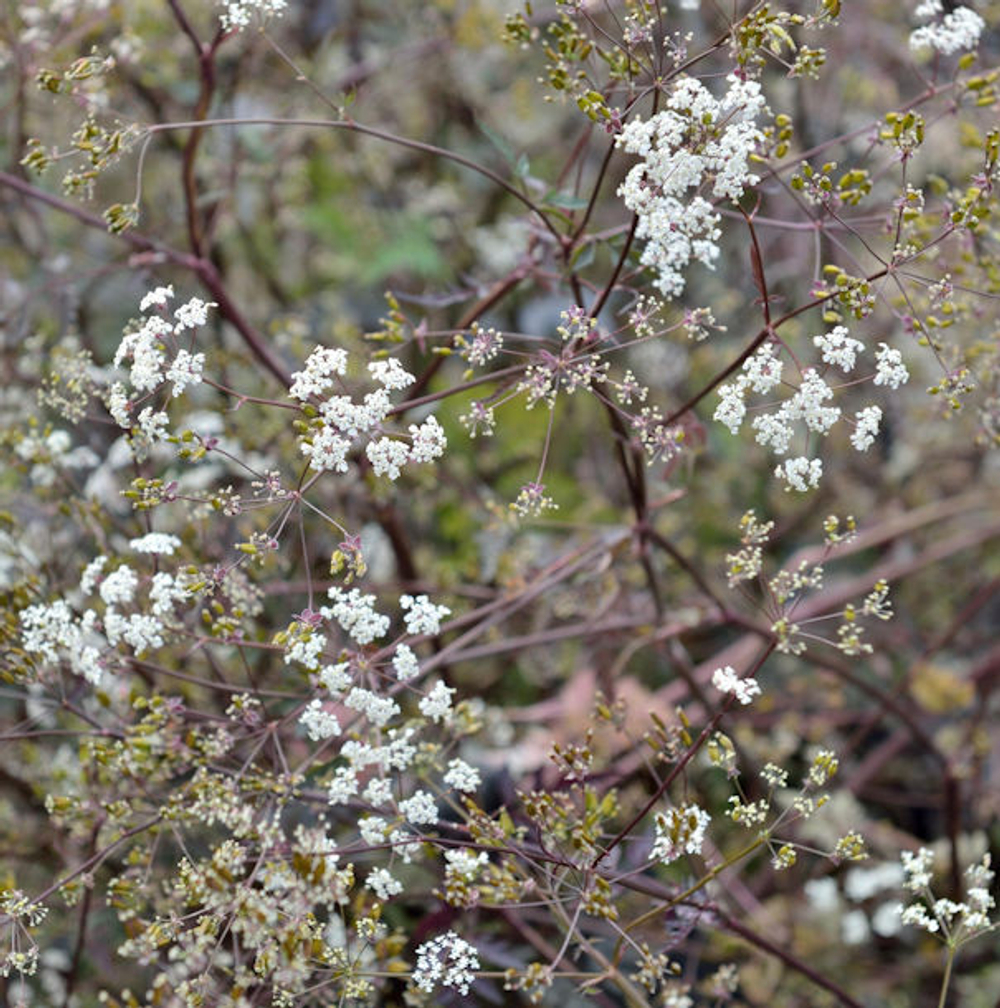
[592,641,778,869]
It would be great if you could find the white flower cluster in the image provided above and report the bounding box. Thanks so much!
[651,802,711,865]
[129,532,182,555]
[99,565,138,606]
[109,288,213,447]
[115,288,211,395]
[289,347,349,401]
[400,789,439,826]
[400,593,451,636]
[711,665,762,705]
[292,346,447,479]
[899,848,996,941]
[713,330,907,491]
[418,680,455,722]
[813,326,864,371]
[345,686,401,728]
[443,758,481,793]
[392,643,420,681]
[850,405,883,452]
[165,349,205,397]
[617,74,768,298]
[368,358,415,390]
[299,699,342,741]
[444,849,489,881]
[910,1,985,54]
[412,932,480,997]
[15,427,97,487]
[367,867,403,901]
[775,456,824,493]
[283,624,327,671]
[873,342,910,388]
[20,558,191,685]
[218,0,287,31]
[322,588,390,645]
[363,778,393,806]
[20,600,104,685]
[285,587,483,870]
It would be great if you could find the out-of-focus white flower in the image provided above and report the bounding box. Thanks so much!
[218,0,288,31]
[910,3,985,54]
[172,297,215,332]
[129,532,182,555]
[392,644,420,681]
[99,565,138,606]
[139,285,174,312]
[711,665,762,705]
[366,867,403,900]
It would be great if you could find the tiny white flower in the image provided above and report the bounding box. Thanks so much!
[651,802,711,865]
[711,665,762,705]
[219,0,289,32]
[813,326,865,372]
[850,405,882,452]
[323,588,390,645]
[166,349,205,397]
[400,594,451,636]
[366,867,403,900]
[775,456,823,492]
[408,415,447,464]
[444,758,481,794]
[874,343,909,389]
[172,297,216,332]
[363,778,393,806]
[910,4,984,54]
[327,766,359,806]
[368,358,415,390]
[399,789,438,826]
[418,680,455,722]
[99,565,138,606]
[139,285,174,312]
[392,643,420,681]
[299,699,342,741]
[129,532,182,555]
[80,556,108,596]
[412,932,480,997]
[345,687,400,728]
[289,346,349,401]
[366,437,410,480]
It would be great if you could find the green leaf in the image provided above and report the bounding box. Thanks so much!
[544,190,589,210]
[569,241,595,269]
[478,122,518,167]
